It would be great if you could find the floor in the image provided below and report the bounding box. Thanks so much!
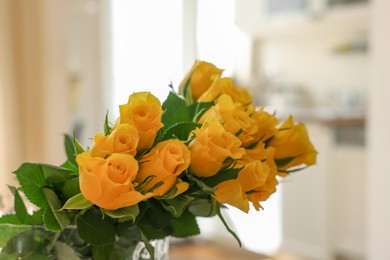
[170,239,273,260]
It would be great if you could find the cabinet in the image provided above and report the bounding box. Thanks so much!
[235,0,369,39]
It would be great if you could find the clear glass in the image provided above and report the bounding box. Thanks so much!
[132,237,170,260]
[0,225,170,260]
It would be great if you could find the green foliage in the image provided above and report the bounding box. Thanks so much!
[77,211,116,246]
[62,178,81,199]
[161,122,200,141]
[169,211,200,238]
[189,198,218,217]
[61,193,93,211]
[42,188,70,231]
[14,163,49,208]
[102,205,139,223]
[104,111,112,136]
[159,195,193,217]
[64,134,77,166]
[162,91,190,130]
[216,206,242,247]
[275,156,296,169]
[186,172,215,195]
[203,166,243,187]
[180,76,193,105]
[188,101,213,122]
[9,187,29,224]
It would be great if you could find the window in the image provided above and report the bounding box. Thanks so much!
[110,0,183,116]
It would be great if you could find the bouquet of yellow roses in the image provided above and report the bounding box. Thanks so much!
[0,61,317,259]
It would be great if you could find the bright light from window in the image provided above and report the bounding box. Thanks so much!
[111,0,183,116]
[197,0,240,76]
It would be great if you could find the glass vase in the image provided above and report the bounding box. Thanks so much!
[132,237,170,260]
[0,226,170,260]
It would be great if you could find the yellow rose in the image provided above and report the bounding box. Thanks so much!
[246,147,278,210]
[89,123,139,158]
[179,60,223,101]
[251,109,279,144]
[136,139,190,197]
[76,152,151,210]
[119,92,163,150]
[198,77,253,105]
[214,180,249,213]
[236,158,270,193]
[188,119,245,177]
[200,94,258,147]
[268,115,317,171]
[213,157,270,213]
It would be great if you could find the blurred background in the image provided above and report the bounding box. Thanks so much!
[1,0,389,259]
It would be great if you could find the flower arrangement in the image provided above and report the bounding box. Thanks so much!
[0,61,317,259]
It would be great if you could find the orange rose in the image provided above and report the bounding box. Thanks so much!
[250,109,279,145]
[89,123,139,158]
[188,119,245,177]
[214,180,249,213]
[198,77,253,105]
[179,60,223,101]
[268,115,317,171]
[136,139,190,197]
[214,157,270,213]
[246,147,278,210]
[119,92,163,150]
[76,152,151,210]
[200,94,258,147]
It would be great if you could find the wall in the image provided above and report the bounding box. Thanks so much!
[366,0,390,258]
[0,0,20,204]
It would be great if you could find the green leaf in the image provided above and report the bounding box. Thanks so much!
[189,198,218,217]
[9,187,29,224]
[62,178,81,199]
[43,208,61,231]
[29,209,44,225]
[140,202,172,231]
[235,128,243,137]
[0,223,32,247]
[188,102,213,122]
[74,138,85,155]
[161,122,200,141]
[159,195,193,217]
[102,205,139,223]
[42,188,71,231]
[77,212,116,246]
[41,164,73,183]
[60,160,79,173]
[116,223,142,241]
[162,91,190,130]
[64,134,77,165]
[216,206,242,247]
[186,173,215,194]
[140,230,154,259]
[181,76,193,105]
[61,193,93,211]
[203,166,243,187]
[0,214,21,225]
[135,175,156,193]
[103,111,112,136]
[138,223,170,240]
[275,156,296,169]
[14,163,49,208]
[92,243,114,260]
[169,211,200,238]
